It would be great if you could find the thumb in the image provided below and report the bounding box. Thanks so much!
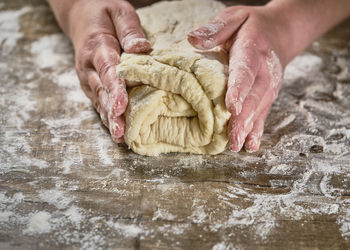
[187,8,249,50]
[112,1,152,53]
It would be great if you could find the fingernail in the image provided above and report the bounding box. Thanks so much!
[244,143,258,153]
[112,94,127,117]
[245,136,261,153]
[229,132,244,152]
[109,117,125,142]
[123,38,151,53]
[188,33,215,50]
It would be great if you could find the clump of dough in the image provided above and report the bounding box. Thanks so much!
[116,0,230,156]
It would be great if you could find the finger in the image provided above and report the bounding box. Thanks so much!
[244,106,270,152]
[109,114,125,143]
[111,1,151,53]
[87,70,110,126]
[187,8,249,50]
[87,70,125,142]
[225,39,260,115]
[92,36,128,117]
[228,67,274,152]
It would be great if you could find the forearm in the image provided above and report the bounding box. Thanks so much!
[267,0,350,63]
[47,0,80,36]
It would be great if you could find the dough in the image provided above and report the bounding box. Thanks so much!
[117,0,231,156]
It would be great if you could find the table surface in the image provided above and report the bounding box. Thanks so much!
[1,0,350,249]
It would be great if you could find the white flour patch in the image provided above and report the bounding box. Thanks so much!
[63,206,85,227]
[54,69,89,104]
[23,211,52,234]
[107,220,143,238]
[157,223,189,235]
[176,155,205,168]
[61,145,83,174]
[212,242,234,250]
[0,211,14,222]
[269,164,296,175]
[0,7,30,55]
[152,208,176,221]
[189,205,207,224]
[38,189,75,210]
[30,34,72,69]
[0,131,48,174]
[1,87,37,129]
[273,114,296,132]
[95,135,114,166]
[284,53,323,82]
[337,203,350,238]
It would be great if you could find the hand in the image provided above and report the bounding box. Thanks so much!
[67,0,151,142]
[188,5,286,152]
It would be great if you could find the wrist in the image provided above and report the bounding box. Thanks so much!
[47,0,81,38]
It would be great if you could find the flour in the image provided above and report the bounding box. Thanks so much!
[152,208,177,221]
[38,189,75,210]
[273,114,296,132]
[337,204,350,238]
[189,205,207,224]
[176,155,205,168]
[107,220,143,238]
[212,242,234,250]
[30,34,72,69]
[55,69,90,104]
[1,1,350,248]
[63,206,85,227]
[0,7,30,55]
[284,53,323,82]
[0,211,14,222]
[96,135,115,166]
[23,211,52,235]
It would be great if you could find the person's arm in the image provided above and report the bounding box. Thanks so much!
[47,0,151,142]
[268,0,350,65]
[188,0,350,152]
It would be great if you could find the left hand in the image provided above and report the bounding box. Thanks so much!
[188,5,285,152]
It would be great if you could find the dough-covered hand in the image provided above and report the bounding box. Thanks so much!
[188,6,285,152]
[67,0,151,142]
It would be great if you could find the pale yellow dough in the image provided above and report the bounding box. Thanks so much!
[117,0,231,156]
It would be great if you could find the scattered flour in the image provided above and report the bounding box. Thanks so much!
[107,220,143,238]
[96,136,114,166]
[284,53,323,82]
[152,208,176,221]
[30,34,72,69]
[0,211,14,222]
[212,242,234,250]
[189,205,207,224]
[0,7,30,55]
[63,206,85,227]
[23,211,52,234]
[273,114,296,132]
[1,3,350,248]
[38,189,75,210]
[54,69,89,104]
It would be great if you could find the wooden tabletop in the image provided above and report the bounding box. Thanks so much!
[0,0,349,249]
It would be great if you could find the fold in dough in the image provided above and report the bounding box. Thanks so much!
[117,49,231,156]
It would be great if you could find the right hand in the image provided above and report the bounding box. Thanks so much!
[68,0,151,142]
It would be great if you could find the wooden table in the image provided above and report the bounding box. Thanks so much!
[1,0,349,249]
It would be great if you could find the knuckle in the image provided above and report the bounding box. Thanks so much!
[93,83,104,98]
[85,32,119,51]
[76,49,93,72]
[122,27,140,40]
[96,58,114,79]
